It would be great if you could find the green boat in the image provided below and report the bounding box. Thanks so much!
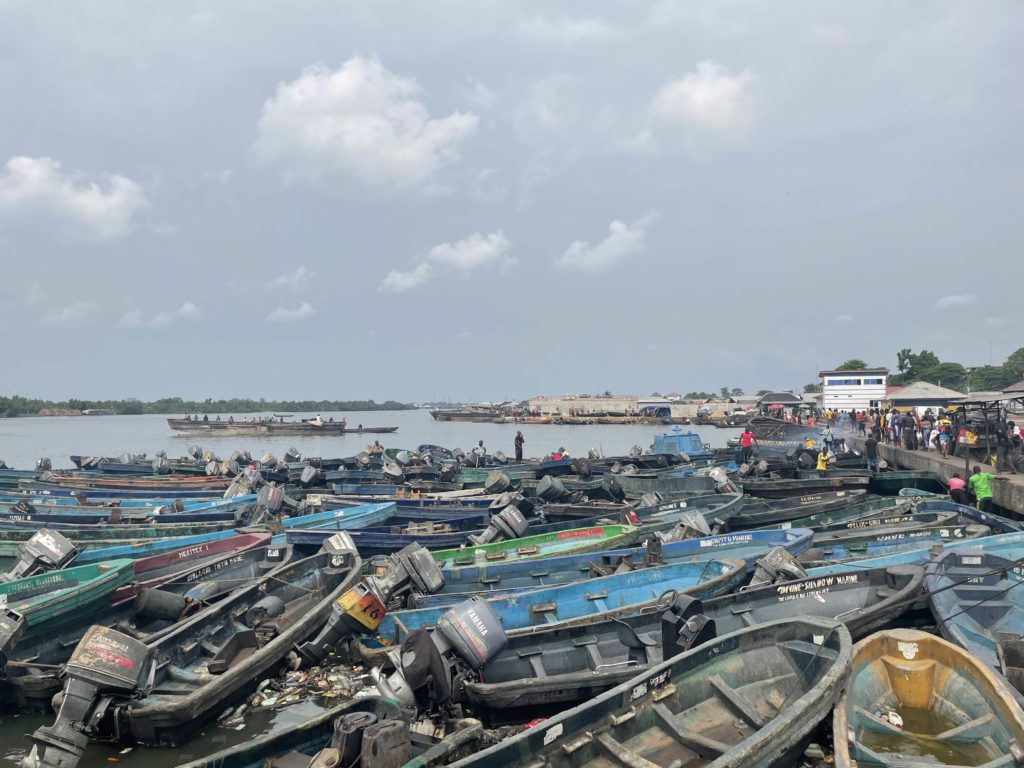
[431,524,640,569]
[0,559,135,651]
[456,466,539,485]
[769,495,910,531]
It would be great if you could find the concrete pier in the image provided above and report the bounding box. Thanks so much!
[850,434,1024,514]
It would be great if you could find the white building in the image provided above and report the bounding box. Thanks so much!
[818,368,889,410]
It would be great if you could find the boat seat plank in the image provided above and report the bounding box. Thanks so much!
[778,639,840,665]
[594,731,664,768]
[935,713,994,743]
[708,675,768,728]
[652,702,727,758]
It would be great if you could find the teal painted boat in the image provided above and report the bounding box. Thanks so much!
[768,495,908,531]
[430,524,641,569]
[834,628,1024,767]
[375,557,747,643]
[0,559,134,653]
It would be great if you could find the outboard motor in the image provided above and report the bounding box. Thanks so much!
[660,594,716,659]
[707,466,739,494]
[119,452,134,465]
[20,626,152,768]
[189,445,203,459]
[372,597,507,715]
[394,450,413,467]
[438,464,458,483]
[295,544,444,667]
[536,475,567,503]
[246,483,286,525]
[355,452,372,469]
[35,457,52,472]
[259,452,278,467]
[639,491,663,509]
[620,464,639,476]
[587,448,602,460]
[628,445,643,459]
[574,458,593,478]
[284,447,301,463]
[299,465,323,487]
[1,529,78,583]
[601,477,626,502]
[151,457,170,475]
[383,463,405,483]
[491,450,508,465]
[483,471,510,495]
[746,547,809,589]
[487,492,534,517]
[466,506,528,546]
[654,512,712,543]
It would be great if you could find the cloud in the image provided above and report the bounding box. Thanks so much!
[42,301,97,326]
[834,314,854,325]
[266,265,315,292]
[266,302,315,323]
[984,316,1008,328]
[427,231,512,273]
[200,169,233,184]
[462,79,497,111]
[378,230,512,292]
[119,301,203,329]
[380,263,434,293]
[650,61,754,132]
[0,156,148,241]
[933,294,977,309]
[254,55,478,193]
[517,15,621,44]
[558,213,657,275]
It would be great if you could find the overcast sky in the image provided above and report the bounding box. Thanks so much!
[0,1,1021,403]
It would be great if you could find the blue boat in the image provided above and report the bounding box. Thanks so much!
[800,524,990,566]
[649,429,714,461]
[0,494,256,526]
[926,547,1024,705]
[375,557,747,642]
[0,493,245,509]
[58,502,395,565]
[10,483,228,500]
[915,498,1024,533]
[807,530,1024,577]
[412,528,813,608]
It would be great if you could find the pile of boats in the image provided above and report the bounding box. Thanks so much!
[1,431,1023,768]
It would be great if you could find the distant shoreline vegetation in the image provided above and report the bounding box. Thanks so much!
[0,396,416,418]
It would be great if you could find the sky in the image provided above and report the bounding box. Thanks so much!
[0,1,1021,404]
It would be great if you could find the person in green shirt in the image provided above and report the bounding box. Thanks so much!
[968,465,996,511]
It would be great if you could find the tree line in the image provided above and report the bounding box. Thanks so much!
[0,396,416,418]
[823,348,1024,393]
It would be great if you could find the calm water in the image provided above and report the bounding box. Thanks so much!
[0,410,732,767]
[0,410,732,470]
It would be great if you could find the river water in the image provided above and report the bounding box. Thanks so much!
[0,410,733,767]
[0,410,732,470]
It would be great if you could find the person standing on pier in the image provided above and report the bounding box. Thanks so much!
[864,432,879,473]
[514,430,525,462]
[996,421,1018,474]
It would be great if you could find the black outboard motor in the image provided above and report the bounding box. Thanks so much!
[299,465,323,487]
[438,464,458,483]
[707,466,739,494]
[536,475,567,503]
[601,477,625,502]
[372,597,506,715]
[1,529,78,583]
[20,626,152,768]
[466,506,528,546]
[487,492,535,517]
[245,483,287,525]
[483,471,510,495]
[295,544,444,667]
[745,546,809,589]
[35,457,52,472]
[189,445,203,459]
[284,447,301,463]
[660,593,716,659]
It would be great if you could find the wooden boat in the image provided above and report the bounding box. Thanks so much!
[606,473,717,498]
[0,494,253,526]
[1,533,289,709]
[811,509,960,538]
[926,548,1024,705]
[448,617,852,768]
[806,530,1024,578]
[412,528,813,609]
[738,475,871,499]
[729,489,869,529]
[23,539,363,764]
[0,559,135,654]
[373,557,747,643]
[633,492,745,530]
[174,696,490,768]
[916,499,1024,533]
[429,524,643,568]
[798,524,991,567]
[463,565,920,720]
[767,495,908,531]
[834,628,1024,767]
[166,418,398,435]
[868,469,947,495]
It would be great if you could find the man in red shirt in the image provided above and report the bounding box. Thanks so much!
[739,428,757,464]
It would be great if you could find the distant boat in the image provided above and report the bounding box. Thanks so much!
[166,418,398,436]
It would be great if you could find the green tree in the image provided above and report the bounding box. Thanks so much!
[756,389,771,396]
[836,359,868,371]
[803,383,822,393]
[730,387,744,397]
[918,363,967,391]
[719,386,731,399]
